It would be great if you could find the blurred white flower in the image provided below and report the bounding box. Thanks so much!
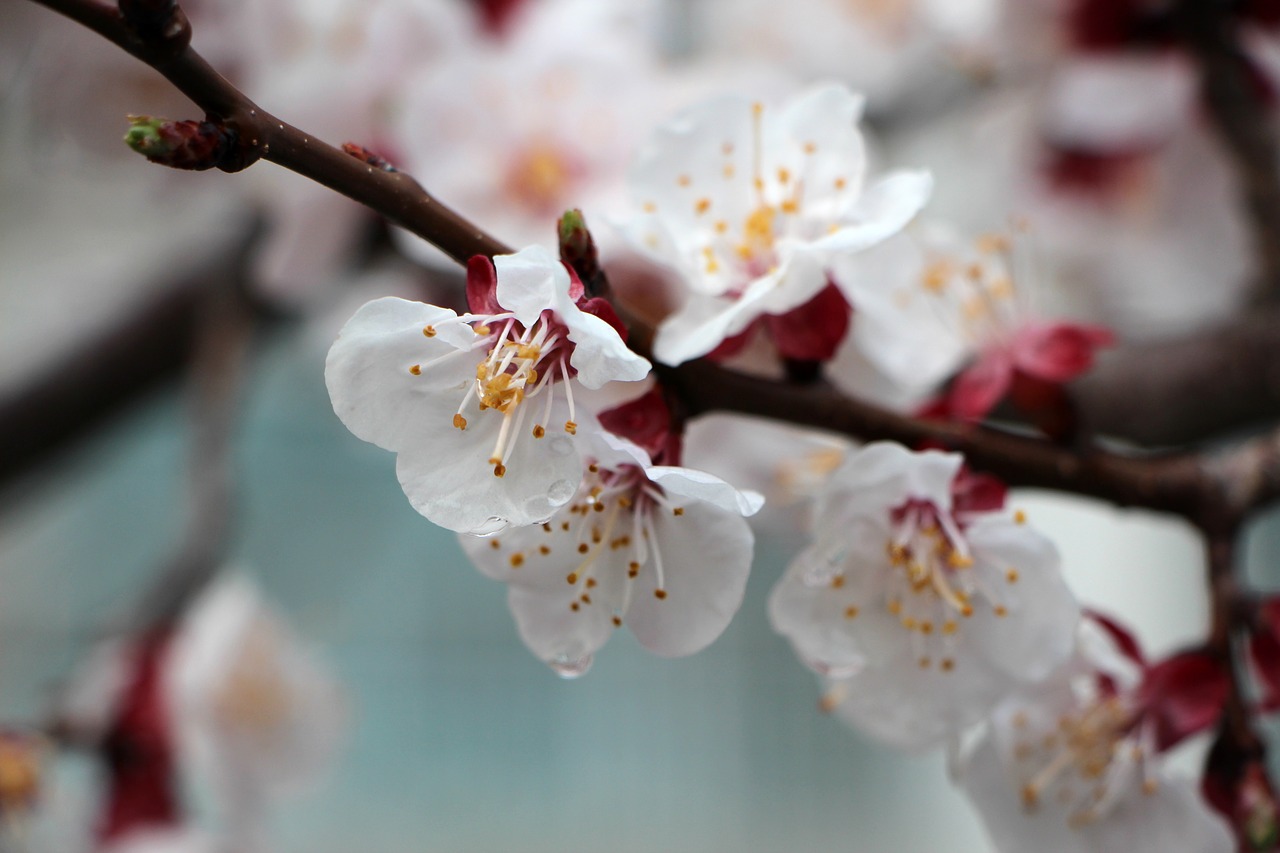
[956,620,1234,853]
[769,442,1079,749]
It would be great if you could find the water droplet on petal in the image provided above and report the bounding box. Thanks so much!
[549,652,593,679]
[547,479,575,504]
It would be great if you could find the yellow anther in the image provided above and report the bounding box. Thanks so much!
[1015,510,1027,525]
[920,621,934,635]
[642,201,657,213]
[942,620,958,635]
[830,575,845,589]
[409,364,421,375]
[777,167,791,184]
[612,616,622,627]
[887,599,903,616]
[723,164,735,180]
[1006,568,1020,583]
[423,325,437,337]
[628,561,640,577]
[902,617,918,631]
[714,220,728,234]
[977,233,1011,254]
[566,572,578,585]
[677,174,691,187]
[994,605,1008,617]
[803,141,817,154]
[948,552,974,569]
[844,606,859,619]
[695,198,712,215]
[940,658,955,672]
[781,199,799,214]
[493,463,506,478]
[564,420,578,435]
[921,261,952,293]
[539,545,550,555]
[654,589,668,600]
[453,414,467,430]
[673,507,685,516]
[474,324,491,336]
[919,656,931,669]
[509,554,524,568]
[532,425,546,438]
[833,177,847,190]
[489,540,501,550]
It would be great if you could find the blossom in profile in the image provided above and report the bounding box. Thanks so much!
[836,229,1113,428]
[460,392,762,677]
[956,617,1234,853]
[769,442,1078,749]
[326,245,650,534]
[621,84,932,366]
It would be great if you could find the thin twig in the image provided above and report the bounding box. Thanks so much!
[30,0,510,267]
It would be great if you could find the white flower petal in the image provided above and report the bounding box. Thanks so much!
[803,170,932,253]
[394,411,582,534]
[494,245,564,328]
[324,297,475,452]
[1044,55,1195,149]
[562,308,652,389]
[625,499,754,657]
[645,465,765,516]
[965,517,1080,682]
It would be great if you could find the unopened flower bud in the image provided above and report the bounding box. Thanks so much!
[124,115,233,171]
[558,209,607,297]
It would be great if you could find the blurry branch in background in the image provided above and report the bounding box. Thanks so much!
[0,227,256,489]
[120,275,257,635]
[32,0,510,265]
[1174,0,1280,305]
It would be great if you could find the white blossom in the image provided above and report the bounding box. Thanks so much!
[326,245,650,534]
[460,432,761,677]
[956,622,1234,853]
[621,84,932,365]
[769,442,1079,749]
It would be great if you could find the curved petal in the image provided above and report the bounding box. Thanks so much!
[394,407,582,534]
[505,571,623,669]
[645,465,764,517]
[959,733,1095,853]
[624,499,754,657]
[494,245,565,327]
[561,307,651,389]
[965,516,1080,683]
[324,297,476,452]
[801,170,933,254]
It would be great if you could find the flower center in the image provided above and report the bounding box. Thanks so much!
[490,466,690,621]
[504,140,578,214]
[1011,694,1154,828]
[877,498,1026,672]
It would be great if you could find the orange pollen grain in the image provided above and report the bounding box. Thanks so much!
[844,606,859,619]
[539,545,551,555]
[994,605,1008,617]
[677,174,692,187]
[586,578,597,589]
[941,658,955,672]
[566,572,579,585]
[577,543,589,555]
[628,562,640,577]
[612,616,622,627]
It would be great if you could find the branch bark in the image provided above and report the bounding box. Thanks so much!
[1175,0,1280,304]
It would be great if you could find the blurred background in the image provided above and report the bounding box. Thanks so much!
[1,0,1274,850]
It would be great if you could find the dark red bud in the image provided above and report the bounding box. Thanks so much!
[558,209,609,299]
[124,116,234,171]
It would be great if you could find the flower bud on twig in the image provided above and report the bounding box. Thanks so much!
[123,115,234,171]
[558,209,607,298]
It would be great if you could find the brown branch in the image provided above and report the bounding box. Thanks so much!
[1175,0,1280,304]
[1074,307,1280,446]
[24,0,1280,534]
[30,0,510,267]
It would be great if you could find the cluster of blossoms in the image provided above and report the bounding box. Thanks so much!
[319,67,1248,849]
